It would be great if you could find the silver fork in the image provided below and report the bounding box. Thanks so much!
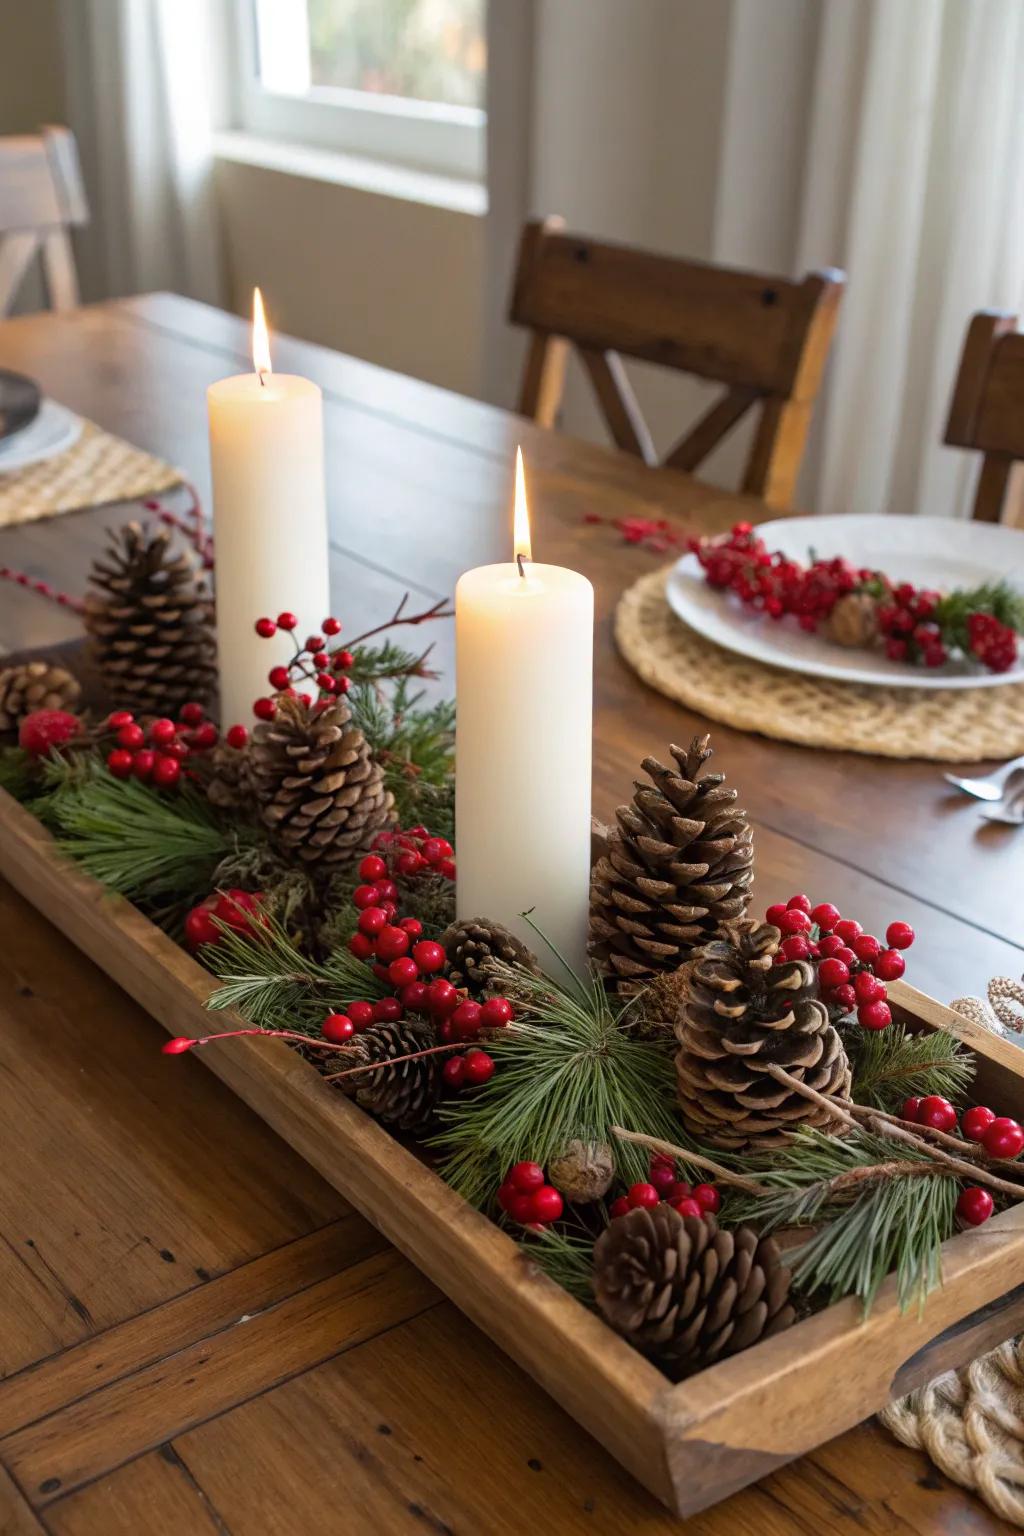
[944,755,1024,801]
[979,788,1024,825]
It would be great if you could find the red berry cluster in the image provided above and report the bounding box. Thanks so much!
[103,703,217,787]
[609,1155,720,1222]
[184,888,265,949]
[765,894,915,1032]
[967,612,1018,673]
[876,584,947,666]
[899,1096,1024,1228]
[369,828,456,883]
[252,610,354,720]
[497,1161,564,1227]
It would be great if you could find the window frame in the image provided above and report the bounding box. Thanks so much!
[230,0,486,184]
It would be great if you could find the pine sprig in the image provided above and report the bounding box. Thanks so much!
[205,914,387,1032]
[348,675,455,830]
[730,1126,958,1313]
[433,962,690,1209]
[518,1227,596,1303]
[349,639,440,685]
[847,1022,975,1112]
[934,581,1024,650]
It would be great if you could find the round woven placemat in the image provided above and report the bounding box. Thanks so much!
[615,566,1024,761]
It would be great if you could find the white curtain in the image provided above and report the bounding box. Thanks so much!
[58,0,226,305]
[796,0,1024,520]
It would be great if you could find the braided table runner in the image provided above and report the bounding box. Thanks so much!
[615,565,1024,761]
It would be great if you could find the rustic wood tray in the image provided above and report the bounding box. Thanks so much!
[4,782,1024,1517]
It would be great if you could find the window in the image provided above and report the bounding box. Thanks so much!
[233,0,487,182]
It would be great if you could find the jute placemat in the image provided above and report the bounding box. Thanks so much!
[0,419,181,527]
[616,565,1024,761]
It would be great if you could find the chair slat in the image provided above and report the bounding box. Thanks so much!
[944,312,1024,522]
[0,127,88,316]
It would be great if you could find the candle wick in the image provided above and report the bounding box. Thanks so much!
[257,369,267,388]
[517,553,529,579]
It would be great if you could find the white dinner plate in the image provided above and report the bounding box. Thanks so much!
[0,398,82,473]
[665,513,1024,690]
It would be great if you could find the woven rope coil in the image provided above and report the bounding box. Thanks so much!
[615,565,1024,762]
[0,420,180,527]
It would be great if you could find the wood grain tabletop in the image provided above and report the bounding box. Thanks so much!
[0,295,1019,1535]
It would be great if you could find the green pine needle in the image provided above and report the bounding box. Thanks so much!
[348,674,454,832]
[205,914,388,1032]
[433,961,691,1210]
[848,1022,975,1112]
[518,1227,595,1303]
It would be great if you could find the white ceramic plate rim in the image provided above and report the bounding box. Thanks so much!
[665,513,1024,690]
[0,399,83,473]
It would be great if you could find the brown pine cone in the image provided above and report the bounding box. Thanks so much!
[627,965,688,1041]
[83,521,215,716]
[0,661,81,732]
[251,694,394,866]
[674,918,851,1149]
[593,1206,794,1378]
[326,1019,439,1131]
[205,737,253,811]
[438,916,540,995]
[823,591,879,649]
[589,735,754,996]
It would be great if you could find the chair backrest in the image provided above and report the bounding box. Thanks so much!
[0,126,89,317]
[945,311,1024,523]
[509,217,845,511]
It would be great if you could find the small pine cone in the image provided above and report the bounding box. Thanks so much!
[0,661,81,732]
[593,1206,794,1378]
[438,916,541,995]
[548,1138,615,1203]
[327,1019,439,1132]
[823,591,879,649]
[674,918,851,1150]
[83,521,215,716]
[205,738,253,811]
[251,695,394,866]
[589,735,754,997]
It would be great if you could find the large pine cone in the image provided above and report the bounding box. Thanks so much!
[251,695,394,866]
[593,1206,794,1379]
[589,736,753,996]
[675,919,851,1149]
[326,1019,439,1131]
[83,522,215,715]
[439,916,540,995]
[0,661,80,731]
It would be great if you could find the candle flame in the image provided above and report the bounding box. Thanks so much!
[513,446,532,568]
[252,287,272,379]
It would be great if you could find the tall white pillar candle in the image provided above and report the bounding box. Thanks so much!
[207,290,330,728]
[456,450,594,980]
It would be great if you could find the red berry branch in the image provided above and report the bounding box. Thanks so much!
[765,892,913,1031]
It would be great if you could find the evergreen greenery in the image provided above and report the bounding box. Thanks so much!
[519,1227,596,1303]
[847,1021,974,1112]
[349,673,454,833]
[206,915,388,1032]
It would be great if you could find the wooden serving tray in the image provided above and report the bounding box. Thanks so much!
[3,782,1024,1517]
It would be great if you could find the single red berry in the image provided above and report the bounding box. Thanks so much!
[322,1013,354,1043]
[876,949,906,981]
[857,999,892,1031]
[359,854,388,882]
[627,1182,660,1210]
[179,702,205,726]
[649,1162,677,1195]
[817,934,845,958]
[497,1180,518,1213]
[433,839,454,859]
[437,858,456,881]
[184,904,220,948]
[268,664,290,690]
[480,997,514,1030]
[400,981,430,1012]
[322,616,342,636]
[819,957,850,989]
[509,1193,536,1224]
[348,1000,375,1031]
[410,940,445,974]
[334,649,354,670]
[961,1105,996,1142]
[778,908,812,935]
[781,935,811,961]
[918,1095,957,1133]
[834,945,858,969]
[226,724,249,749]
[150,718,177,746]
[693,1183,721,1213]
[983,1117,1024,1160]
[108,709,134,729]
[886,921,915,950]
[375,925,410,963]
[352,884,380,910]
[463,1048,495,1086]
[810,902,841,931]
[852,933,882,965]
[451,1000,483,1040]
[162,1037,195,1054]
[765,903,789,926]
[529,1185,563,1223]
[357,906,389,937]
[276,611,298,630]
[442,1055,466,1088]
[399,917,424,938]
[834,918,862,943]
[668,1181,691,1202]
[372,997,403,1024]
[508,1161,545,1194]
[609,1196,631,1219]
[419,838,445,865]
[377,879,399,902]
[117,722,145,750]
[253,697,276,721]
[106,748,134,778]
[191,721,218,750]
[786,893,812,913]
[830,983,857,1010]
[348,932,374,961]
[388,956,420,988]
[305,635,326,653]
[956,1187,994,1226]
[854,970,887,1004]
[671,1197,703,1219]
[901,1097,922,1123]
[396,850,424,877]
[427,977,458,1017]
[255,616,277,637]
[132,748,156,780]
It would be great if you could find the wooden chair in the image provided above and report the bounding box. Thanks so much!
[944,311,1024,523]
[0,127,88,317]
[510,217,845,510]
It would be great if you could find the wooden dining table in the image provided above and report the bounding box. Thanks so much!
[0,293,1019,1536]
